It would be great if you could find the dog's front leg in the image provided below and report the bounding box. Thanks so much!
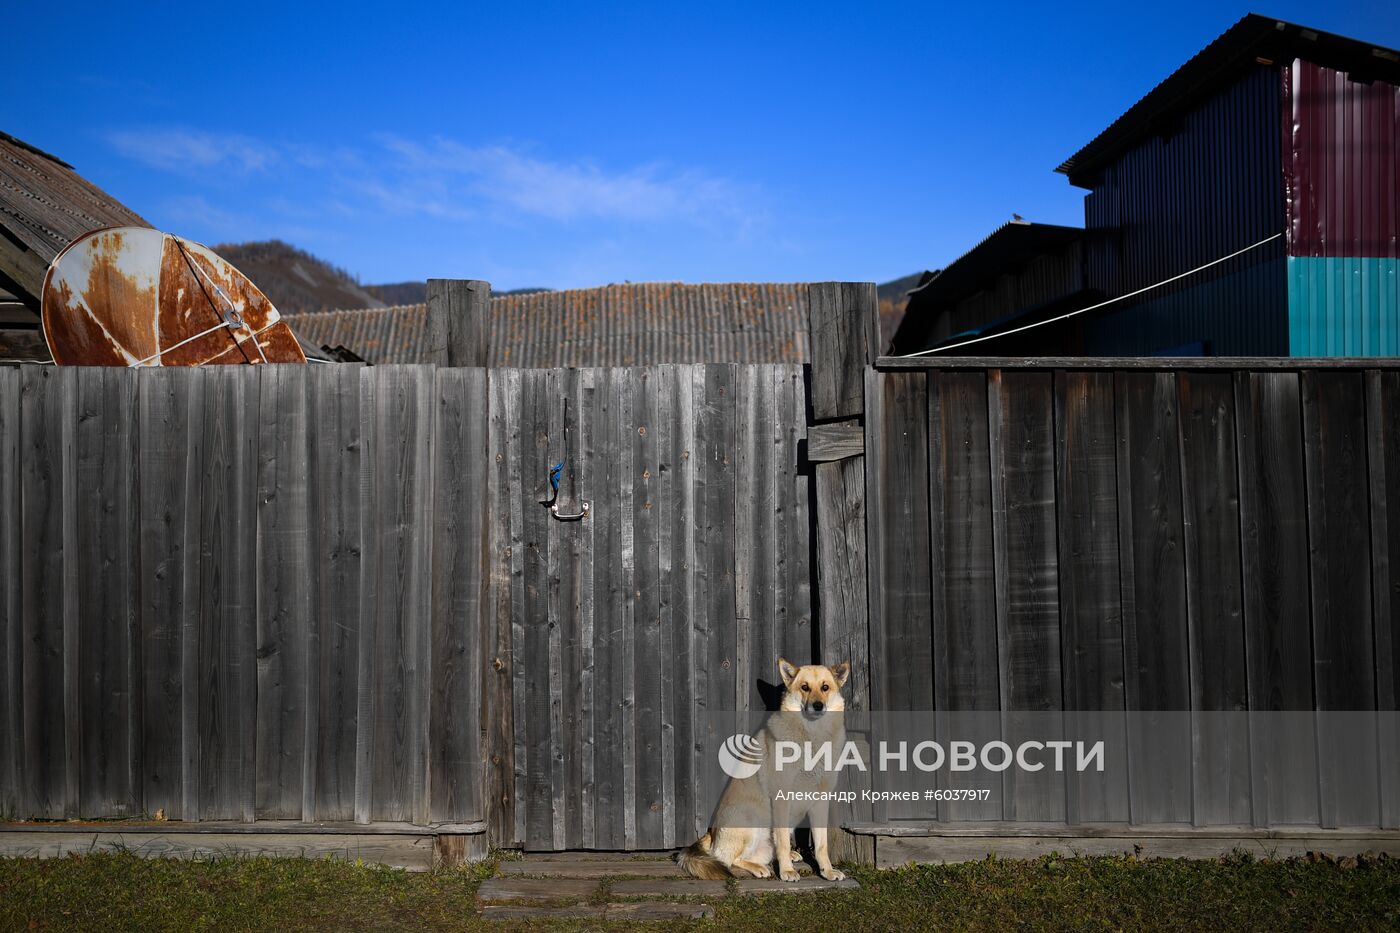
[772,797,799,882]
[811,799,846,881]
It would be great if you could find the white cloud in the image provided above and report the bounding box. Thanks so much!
[107,128,765,234]
[376,137,757,228]
[106,128,275,173]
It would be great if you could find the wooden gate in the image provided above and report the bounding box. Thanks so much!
[486,364,814,850]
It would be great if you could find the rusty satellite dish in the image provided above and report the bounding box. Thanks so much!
[41,226,306,366]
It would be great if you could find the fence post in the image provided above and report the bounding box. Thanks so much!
[425,279,492,367]
[806,282,879,866]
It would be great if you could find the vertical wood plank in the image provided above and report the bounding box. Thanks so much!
[1114,371,1191,824]
[1054,370,1129,823]
[254,366,311,819]
[1235,371,1316,826]
[807,283,880,421]
[74,368,139,817]
[196,367,259,821]
[366,366,434,824]
[353,367,378,824]
[430,367,489,824]
[518,368,554,847]
[576,367,598,847]
[137,368,200,821]
[1177,372,1251,826]
[864,371,933,712]
[617,369,637,849]
[988,370,1063,823]
[307,364,363,822]
[20,366,72,819]
[1301,370,1378,828]
[487,368,520,844]
[0,366,19,818]
[698,364,737,827]
[632,367,666,848]
[588,367,622,849]
[781,366,814,666]
[1366,370,1400,829]
[671,364,698,843]
[928,370,1000,820]
[543,367,569,850]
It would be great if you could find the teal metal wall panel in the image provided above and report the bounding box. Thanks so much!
[1288,257,1400,356]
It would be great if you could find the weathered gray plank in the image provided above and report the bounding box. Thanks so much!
[864,371,933,712]
[137,369,200,821]
[196,367,259,821]
[1301,370,1378,828]
[366,366,434,824]
[781,366,813,669]
[1367,371,1400,829]
[928,370,1000,820]
[1053,370,1129,823]
[988,370,1063,823]
[306,364,363,822]
[1114,371,1191,824]
[698,364,738,826]
[807,420,864,462]
[0,366,18,818]
[670,365,698,844]
[1234,372,1317,826]
[425,279,491,366]
[517,368,554,847]
[588,367,623,849]
[630,368,666,848]
[808,283,880,421]
[542,366,569,850]
[255,366,311,820]
[574,368,599,848]
[1176,372,1250,826]
[429,367,488,824]
[20,366,72,819]
[616,369,638,849]
[74,368,139,817]
[486,368,519,845]
[353,367,378,825]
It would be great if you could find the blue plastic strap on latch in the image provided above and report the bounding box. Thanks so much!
[549,461,564,494]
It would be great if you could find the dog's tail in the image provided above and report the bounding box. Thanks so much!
[676,832,734,880]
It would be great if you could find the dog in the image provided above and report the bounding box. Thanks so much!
[678,657,850,882]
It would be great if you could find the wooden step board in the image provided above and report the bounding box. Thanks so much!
[477,853,860,921]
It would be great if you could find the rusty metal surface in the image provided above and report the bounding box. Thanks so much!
[283,282,811,367]
[1284,60,1400,260]
[41,226,306,366]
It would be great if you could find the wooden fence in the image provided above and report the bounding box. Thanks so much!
[5,281,1400,853]
[862,359,1400,829]
[0,360,815,851]
[0,364,490,828]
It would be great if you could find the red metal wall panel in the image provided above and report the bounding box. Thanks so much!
[1284,60,1400,260]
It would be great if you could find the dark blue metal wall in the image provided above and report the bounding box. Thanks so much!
[1079,65,1288,355]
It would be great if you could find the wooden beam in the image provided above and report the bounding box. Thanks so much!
[807,420,864,462]
[807,283,880,422]
[426,279,492,367]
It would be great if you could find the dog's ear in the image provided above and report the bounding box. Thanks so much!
[778,657,798,688]
[831,662,850,688]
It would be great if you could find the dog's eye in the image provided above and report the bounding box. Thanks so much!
[800,684,809,692]
[822,684,830,692]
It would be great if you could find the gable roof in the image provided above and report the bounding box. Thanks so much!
[1058,14,1400,186]
[283,282,812,367]
[0,131,149,309]
[890,220,1083,352]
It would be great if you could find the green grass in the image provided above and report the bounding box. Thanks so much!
[2,851,1397,931]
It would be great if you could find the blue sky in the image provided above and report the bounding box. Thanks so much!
[6,2,1398,290]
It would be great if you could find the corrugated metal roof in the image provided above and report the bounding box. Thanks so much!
[0,131,149,306]
[282,282,812,367]
[1058,14,1400,186]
